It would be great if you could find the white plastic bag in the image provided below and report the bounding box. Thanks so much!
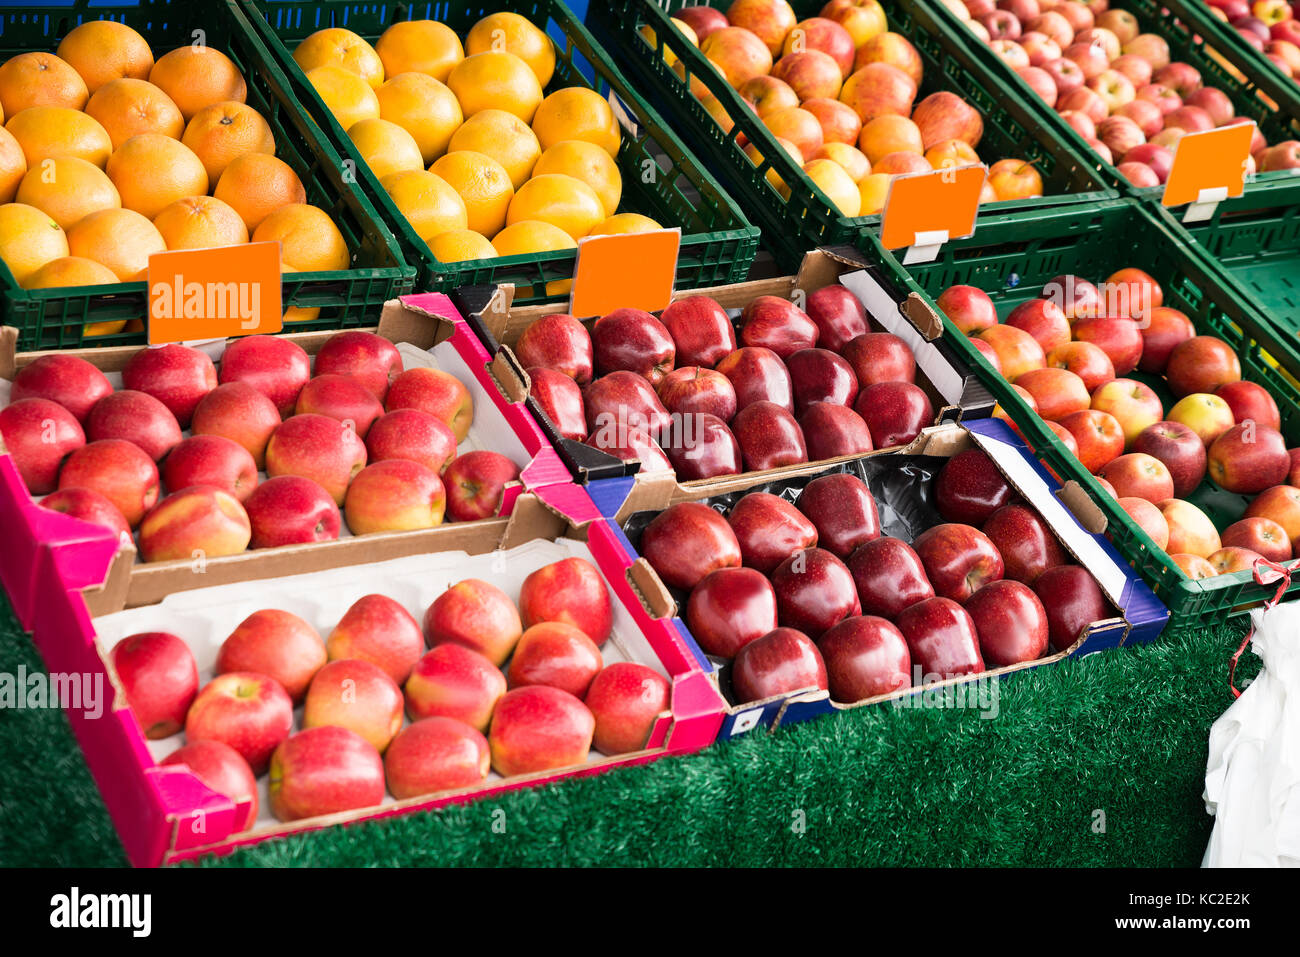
[1203,594,1300,867]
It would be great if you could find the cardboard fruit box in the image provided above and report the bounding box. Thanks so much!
[25,482,726,866]
[0,294,571,616]
[451,248,995,499]
[590,417,1169,739]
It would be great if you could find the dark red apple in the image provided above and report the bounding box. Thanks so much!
[848,537,935,618]
[805,285,869,352]
[1132,420,1207,497]
[913,523,1005,602]
[583,371,671,439]
[584,426,672,472]
[661,412,742,480]
[786,348,859,413]
[853,381,933,448]
[1033,564,1110,651]
[981,504,1067,584]
[728,491,819,574]
[795,473,880,559]
[715,346,794,412]
[816,615,912,702]
[1137,305,1195,374]
[1071,316,1144,375]
[659,296,736,368]
[934,448,1016,524]
[1208,423,1289,494]
[771,547,860,638]
[641,501,742,590]
[895,597,985,679]
[841,332,915,386]
[730,628,828,703]
[591,308,675,385]
[738,296,819,359]
[731,401,808,471]
[656,366,737,421]
[965,579,1050,666]
[685,567,778,658]
[529,366,588,441]
[799,403,874,460]
[515,313,594,384]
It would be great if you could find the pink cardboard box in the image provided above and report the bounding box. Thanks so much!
[27,481,725,866]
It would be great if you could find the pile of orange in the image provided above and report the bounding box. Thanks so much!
[0,20,348,331]
[294,13,663,272]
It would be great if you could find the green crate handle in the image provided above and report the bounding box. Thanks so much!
[238,0,759,303]
[861,197,1300,630]
[923,0,1300,201]
[0,0,417,351]
[588,0,1116,270]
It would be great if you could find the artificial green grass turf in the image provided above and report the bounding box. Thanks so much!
[0,586,1258,868]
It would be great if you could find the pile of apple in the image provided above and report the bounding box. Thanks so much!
[634,448,1111,705]
[939,270,1300,578]
[523,285,936,479]
[1205,0,1300,92]
[0,330,521,562]
[109,556,668,825]
[945,0,1300,183]
[664,0,1039,216]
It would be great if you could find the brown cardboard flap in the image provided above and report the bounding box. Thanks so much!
[82,544,137,619]
[0,325,18,381]
[489,345,529,405]
[792,247,867,294]
[499,492,574,551]
[627,558,676,620]
[1058,480,1108,536]
[909,422,971,458]
[903,292,942,341]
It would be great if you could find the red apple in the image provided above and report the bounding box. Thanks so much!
[966,579,1049,665]
[1033,564,1109,651]
[1246,484,1300,544]
[805,285,868,352]
[295,374,384,439]
[10,353,112,424]
[404,642,506,732]
[584,425,672,472]
[1072,317,1144,375]
[686,566,779,658]
[795,472,880,559]
[85,390,182,462]
[161,740,258,831]
[659,297,737,369]
[584,662,671,755]
[715,346,794,412]
[1118,496,1170,550]
[243,474,340,548]
[1166,336,1242,397]
[656,366,738,421]
[326,593,424,685]
[1132,420,1207,497]
[981,504,1067,583]
[191,381,281,468]
[162,435,258,502]
[1098,451,1175,502]
[853,381,933,448]
[312,330,403,401]
[1045,341,1115,393]
[383,717,490,799]
[39,486,130,540]
[848,537,935,618]
[110,631,198,739]
[425,578,523,665]
[816,615,911,701]
[302,658,404,753]
[739,296,820,360]
[365,408,457,474]
[218,336,311,418]
[519,557,613,646]
[727,491,819,575]
[57,438,159,526]
[913,523,1005,602]
[935,449,1016,524]
[529,366,588,441]
[1215,380,1281,432]
[0,398,84,494]
[216,608,324,703]
[771,547,859,638]
[895,596,985,678]
[584,370,671,438]
[443,451,519,522]
[937,284,998,335]
[1208,423,1290,494]
[385,367,474,442]
[661,412,742,479]
[186,671,294,774]
[592,307,676,385]
[268,725,385,821]
[642,501,743,589]
[487,685,594,777]
[732,400,808,470]
[1222,516,1292,562]
[514,314,594,384]
[731,627,828,703]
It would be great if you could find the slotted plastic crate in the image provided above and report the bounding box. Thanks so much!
[927,0,1300,202]
[0,0,416,351]
[587,0,1116,270]
[240,0,760,303]
[861,198,1300,631]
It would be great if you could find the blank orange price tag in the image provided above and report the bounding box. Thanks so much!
[569,228,680,319]
[880,165,986,252]
[147,241,282,345]
[1162,122,1254,208]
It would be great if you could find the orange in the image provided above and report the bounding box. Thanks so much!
[23,255,119,288]
[55,20,154,94]
[0,53,89,116]
[85,78,185,149]
[66,207,166,281]
[106,133,209,220]
[294,28,384,89]
[446,52,542,123]
[0,203,69,285]
[380,169,467,243]
[0,125,28,203]
[16,156,121,229]
[280,264,319,323]
[154,195,248,250]
[6,106,113,167]
[532,139,622,217]
[506,173,604,240]
[465,13,556,88]
[589,213,662,235]
[429,150,514,238]
[448,109,540,190]
[347,117,423,181]
[531,87,621,156]
[490,219,575,297]
[181,101,275,183]
[374,20,463,82]
[802,158,861,216]
[306,65,380,131]
[149,46,247,121]
[375,72,461,166]
[428,228,497,263]
[213,153,306,233]
[252,203,350,271]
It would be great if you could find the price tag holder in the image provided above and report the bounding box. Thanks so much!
[1162,122,1255,223]
[880,165,986,265]
[146,241,282,345]
[569,228,680,319]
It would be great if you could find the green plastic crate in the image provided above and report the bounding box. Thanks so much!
[860,198,1300,631]
[927,0,1300,201]
[0,0,416,352]
[1159,174,1300,346]
[586,0,1116,271]
[239,0,760,304]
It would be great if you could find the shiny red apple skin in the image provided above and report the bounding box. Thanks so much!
[662,412,743,480]
[1166,336,1242,397]
[584,426,672,472]
[936,284,998,335]
[1138,306,1195,374]
[218,336,312,418]
[162,434,259,502]
[584,662,671,755]
[1059,409,1126,473]
[1006,298,1071,354]
[507,622,604,699]
[841,332,915,386]
[1071,316,1144,375]
[1098,452,1175,502]
[1215,380,1281,432]
[732,401,809,471]
[657,366,738,421]
[1208,423,1290,494]
[895,596,985,679]
[1045,341,1115,394]
[1222,516,1293,562]
[518,557,612,646]
[934,449,1016,525]
[771,547,860,639]
[715,346,794,412]
[85,390,183,462]
[268,725,385,821]
[1132,420,1207,498]
[38,486,130,540]
[727,491,819,575]
[965,579,1050,666]
[848,537,935,618]
[659,297,737,369]
[853,381,933,448]
[312,330,404,401]
[383,717,490,799]
[530,366,588,441]
[685,567,779,659]
[786,348,859,414]
[487,685,594,778]
[583,371,671,439]
[514,313,594,384]
[443,450,520,522]
[739,296,820,359]
[806,285,869,352]
[243,475,341,548]
[110,631,199,739]
[591,307,675,385]
[981,504,1067,584]
[816,615,911,702]
[57,438,160,527]
[731,627,828,704]
[641,501,743,590]
[10,353,113,425]
[800,402,874,460]
[185,672,294,775]
[365,408,458,474]
[913,523,1005,603]
[294,374,385,439]
[1033,564,1109,651]
[0,398,85,494]
[795,472,880,559]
